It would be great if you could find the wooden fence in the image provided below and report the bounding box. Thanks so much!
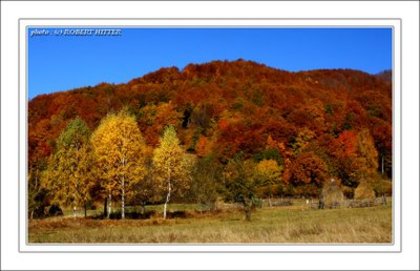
[262,196,389,209]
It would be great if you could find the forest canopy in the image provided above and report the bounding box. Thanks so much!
[28,59,392,219]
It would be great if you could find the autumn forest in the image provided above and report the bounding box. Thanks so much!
[28,60,393,242]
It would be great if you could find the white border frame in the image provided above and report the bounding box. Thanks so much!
[19,19,401,253]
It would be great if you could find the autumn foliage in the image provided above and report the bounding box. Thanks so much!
[28,60,392,219]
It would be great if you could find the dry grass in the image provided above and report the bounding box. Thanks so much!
[28,202,392,244]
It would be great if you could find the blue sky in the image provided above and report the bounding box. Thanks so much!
[28,28,392,99]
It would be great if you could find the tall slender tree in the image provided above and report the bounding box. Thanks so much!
[91,110,147,219]
[153,126,194,219]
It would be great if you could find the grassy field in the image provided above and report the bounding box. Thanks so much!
[29,201,392,244]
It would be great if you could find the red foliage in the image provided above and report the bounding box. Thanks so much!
[28,60,392,179]
[284,152,328,185]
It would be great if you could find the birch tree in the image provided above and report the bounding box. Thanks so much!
[153,126,194,219]
[91,110,147,219]
[41,117,95,217]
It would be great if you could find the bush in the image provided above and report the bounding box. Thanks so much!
[48,204,63,216]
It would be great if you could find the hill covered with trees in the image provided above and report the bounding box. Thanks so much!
[28,59,392,219]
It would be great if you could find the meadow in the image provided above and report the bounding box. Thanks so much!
[28,201,392,244]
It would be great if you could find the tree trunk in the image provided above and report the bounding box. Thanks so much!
[104,196,108,218]
[163,179,171,219]
[318,197,325,209]
[243,199,252,221]
[318,187,325,209]
[141,203,146,215]
[107,192,112,219]
[382,194,387,206]
[381,154,384,175]
[84,201,87,218]
[121,176,125,219]
[35,169,39,189]
[268,194,272,207]
[244,205,252,221]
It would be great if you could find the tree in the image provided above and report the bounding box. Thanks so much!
[190,155,223,211]
[285,152,327,186]
[255,159,282,207]
[153,126,194,219]
[41,117,95,217]
[355,129,379,178]
[128,150,156,214]
[223,157,261,221]
[137,102,181,146]
[330,129,379,187]
[284,151,328,207]
[292,128,316,155]
[372,123,392,177]
[28,156,48,219]
[91,110,147,219]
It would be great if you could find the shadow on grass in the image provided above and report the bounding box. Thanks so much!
[91,210,192,220]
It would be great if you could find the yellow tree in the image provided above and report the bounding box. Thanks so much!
[153,126,195,219]
[353,128,380,199]
[355,128,379,178]
[91,110,147,219]
[41,117,95,217]
[255,159,282,207]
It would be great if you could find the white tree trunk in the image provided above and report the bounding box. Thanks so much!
[121,176,125,219]
[107,192,112,219]
[163,178,171,219]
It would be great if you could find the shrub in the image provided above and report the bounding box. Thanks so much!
[48,204,63,216]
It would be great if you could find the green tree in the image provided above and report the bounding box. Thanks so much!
[153,126,194,219]
[190,155,223,211]
[223,157,261,221]
[91,110,147,219]
[41,117,94,217]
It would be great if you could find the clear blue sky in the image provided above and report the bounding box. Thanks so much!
[28,28,392,99]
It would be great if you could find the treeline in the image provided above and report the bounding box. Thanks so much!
[28,60,392,220]
[30,110,390,221]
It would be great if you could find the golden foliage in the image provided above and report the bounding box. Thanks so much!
[153,125,195,196]
[91,110,147,196]
[41,118,94,210]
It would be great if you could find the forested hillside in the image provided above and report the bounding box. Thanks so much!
[28,60,392,218]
